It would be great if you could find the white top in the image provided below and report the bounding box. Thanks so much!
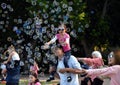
[20,61,24,66]
[12,52,20,61]
[1,64,6,70]
[57,55,81,85]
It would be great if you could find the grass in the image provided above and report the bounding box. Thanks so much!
[0,80,59,85]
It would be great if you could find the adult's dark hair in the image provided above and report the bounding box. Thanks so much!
[52,45,63,53]
[30,73,40,85]
[113,48,120,65]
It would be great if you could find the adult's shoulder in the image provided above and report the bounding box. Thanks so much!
[70,55,78,61]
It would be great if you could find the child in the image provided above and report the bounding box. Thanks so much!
[3,45,20,65]
[28,73,41,85]
[78,51,104,85]
[45,24,71,82]
[30,61,39,76]
[82,49,120,85]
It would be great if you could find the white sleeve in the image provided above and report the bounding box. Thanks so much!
[71,55,82,70]
[50,36,57,43]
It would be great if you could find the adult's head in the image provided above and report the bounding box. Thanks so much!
[92,51,102,58]
[107,49,120,65]
[111,49,120,65]
[52,46,64,59]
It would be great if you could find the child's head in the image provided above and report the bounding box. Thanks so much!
[92,51,102,58]
[7,45,15,54]
[29,73,39,84]
[58,24,66,34]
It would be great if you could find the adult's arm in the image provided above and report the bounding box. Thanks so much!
[59,56,83,74]
[86,65,119,80]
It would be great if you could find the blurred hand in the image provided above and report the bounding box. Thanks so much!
[59,68,67,73]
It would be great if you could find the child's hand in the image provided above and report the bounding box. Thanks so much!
[3,61,8,64]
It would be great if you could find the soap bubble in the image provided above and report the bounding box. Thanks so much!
[31,1,37,6]
[85,24,89,28]
[1,3,7,9]
[68,6,73,11]
[13,26,18,31]
[2,14,6,18]
[62,4,68,8]
[2,29,6,32]
[14,19,18,23]
[6,4,11,9]
[7,37,12,42]
[18,19,23,24]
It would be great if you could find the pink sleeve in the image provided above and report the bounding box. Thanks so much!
[87,66,117,80]
[83,58,101,65]
[35,65,39,71]
[35,82,41,85]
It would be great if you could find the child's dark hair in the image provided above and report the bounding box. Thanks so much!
[30,73,40,85]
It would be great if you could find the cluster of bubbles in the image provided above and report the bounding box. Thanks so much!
[0,0,89,72]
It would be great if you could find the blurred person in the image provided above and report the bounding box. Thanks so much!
[78,51,104,85]
[30,61,39,76]
[79,49,120,85]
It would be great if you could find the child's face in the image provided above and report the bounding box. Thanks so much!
[58,26,66,34]
[29,75,36,83]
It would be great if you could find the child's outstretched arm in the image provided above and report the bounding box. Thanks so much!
[46,36,57,45]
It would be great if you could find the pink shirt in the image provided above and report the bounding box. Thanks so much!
[87,65,120,85]
[56,33,71,52]
[83,58,104,69]
[28,82,41,85]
